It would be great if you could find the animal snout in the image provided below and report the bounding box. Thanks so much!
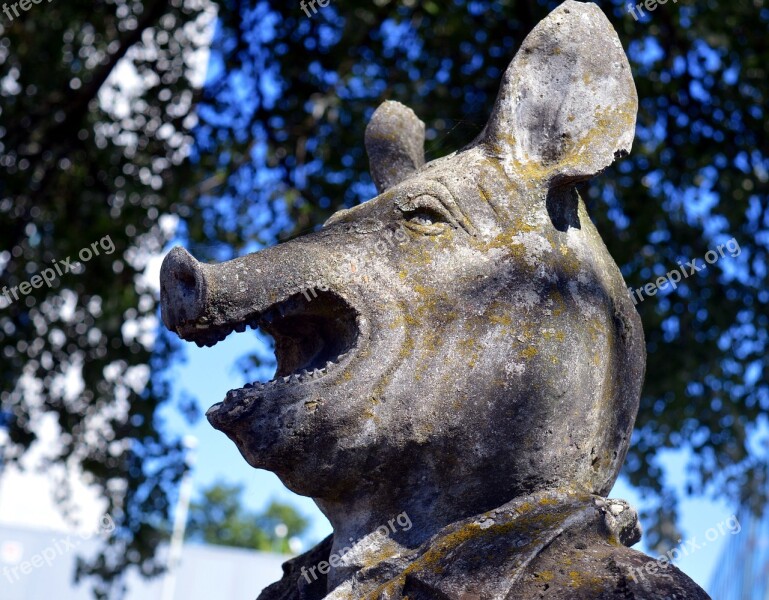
[160,246,207,332]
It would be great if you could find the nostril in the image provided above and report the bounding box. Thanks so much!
[173,270,199,310]
[160,247,206,331]
[175,268,197,295]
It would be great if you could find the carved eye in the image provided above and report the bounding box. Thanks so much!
[408,210,443,227]
[400,195,453,233]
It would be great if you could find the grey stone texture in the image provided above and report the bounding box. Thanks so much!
[160,1,710,598]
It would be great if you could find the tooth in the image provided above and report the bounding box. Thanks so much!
[312,369,322,377]
[244,383,254,389]
[326,361,335,369]
[290,374,299,383]
[235,323,246,333]
[282,376,291,383]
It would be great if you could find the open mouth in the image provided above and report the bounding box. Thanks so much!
[179,290,361,394]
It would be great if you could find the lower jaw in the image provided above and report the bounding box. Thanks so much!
[243,350,352,392]
[206,351,357,428]
[205,312,370,430]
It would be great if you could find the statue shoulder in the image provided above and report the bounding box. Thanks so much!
[516,527,712,600]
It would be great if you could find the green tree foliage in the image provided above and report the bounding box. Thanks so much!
[0,0,213,597]
[186,482,309,553]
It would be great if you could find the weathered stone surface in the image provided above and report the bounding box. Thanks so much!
[260,491,706,599]
[160,1,710,598]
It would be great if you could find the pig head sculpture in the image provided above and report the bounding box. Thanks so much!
[160,2,710,598]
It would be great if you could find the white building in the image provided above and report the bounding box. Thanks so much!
[0,523,286,600]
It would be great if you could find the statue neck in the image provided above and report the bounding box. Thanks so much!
[314,478,524,592]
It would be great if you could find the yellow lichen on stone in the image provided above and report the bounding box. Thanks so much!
[567,569,605,591]
[489,313,513,327]
[542,329,566,343]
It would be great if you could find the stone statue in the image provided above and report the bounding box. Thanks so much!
[160,1,710,597]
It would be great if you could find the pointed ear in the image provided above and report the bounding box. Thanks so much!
[365,101,426,194]
[479,0,637,187]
